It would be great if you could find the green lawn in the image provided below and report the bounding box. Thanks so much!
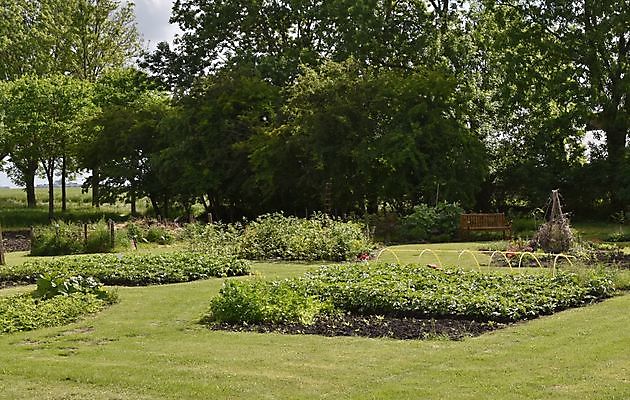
[0,259,628,399]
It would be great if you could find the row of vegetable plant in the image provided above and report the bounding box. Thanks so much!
[1,274,116,334]
[207,263,619,325]
[0,252,251,286]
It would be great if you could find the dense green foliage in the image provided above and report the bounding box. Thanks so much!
[33,273,110,301]
[187,214,373,261]
[0,0,141,211]
[1,0,627,224]
[0,292,110,334]
[1,274,115,334]
[0,252,251,286]
[399,203,464,242]
[207,264,617,325]
[126,222,176,245]
[239,214,372,261]
[208,280,332,325]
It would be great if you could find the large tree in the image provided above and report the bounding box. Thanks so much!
[250,59,487,214]
[0,0,141,207]
[144,0,477,88]
[0,75,94,218]
[161,67,281,220]
[486,0,629,210]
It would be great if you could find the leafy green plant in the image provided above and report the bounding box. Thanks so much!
[145,226,175,245]
[605,232,629,242]
[33,273,111,301]
[208,280,332,325]
[124,221,178,245]
[238,213,373,261]
[184,222,242,258]
[400,202,464,242]
[84,219,114,253]
[30,220,128,256]
[0,292,111,334]
[206,263,618,325]
[30,221,84,256]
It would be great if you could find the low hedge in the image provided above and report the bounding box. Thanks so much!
[0,252,251,286]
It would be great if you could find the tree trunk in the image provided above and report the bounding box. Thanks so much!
[130,191,137,216]
[92,168,100,208]
[605,124,628,210]
[24,172,37,208]
[163,193,170,220]
[45,162,55,221]
[61,154,67,212]
[150,196,161,219]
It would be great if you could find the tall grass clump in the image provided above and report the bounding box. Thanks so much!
[30,220,128,256]
[30,221,85,256]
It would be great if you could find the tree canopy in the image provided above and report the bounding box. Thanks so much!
[1,0,628,220]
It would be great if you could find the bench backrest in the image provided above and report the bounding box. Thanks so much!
[460,213,507,229]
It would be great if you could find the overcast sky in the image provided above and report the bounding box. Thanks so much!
[134,0,181,50]
[0,0,181,188]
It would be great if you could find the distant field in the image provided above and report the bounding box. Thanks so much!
[0,187,134,229]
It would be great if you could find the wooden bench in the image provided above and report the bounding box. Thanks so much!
[459,213,511,239]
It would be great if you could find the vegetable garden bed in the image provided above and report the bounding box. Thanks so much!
[204,263,619,340]
[0,252,251,286]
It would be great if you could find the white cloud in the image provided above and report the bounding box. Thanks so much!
[132,0,181,50]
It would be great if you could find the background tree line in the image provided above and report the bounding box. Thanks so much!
[0,0,628,221]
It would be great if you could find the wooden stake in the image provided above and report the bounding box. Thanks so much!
[0,224,5,265]
[109,219,115,249]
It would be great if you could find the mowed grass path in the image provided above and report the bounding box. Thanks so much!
[0,261,629,399]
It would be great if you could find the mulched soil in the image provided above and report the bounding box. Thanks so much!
[1,231,30,252]
[208,314,507,341]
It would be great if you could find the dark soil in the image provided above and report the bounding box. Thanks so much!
[1,230,30,252]
[0,281,31,290]
[592,250,630,269]
[208,314,507,341]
